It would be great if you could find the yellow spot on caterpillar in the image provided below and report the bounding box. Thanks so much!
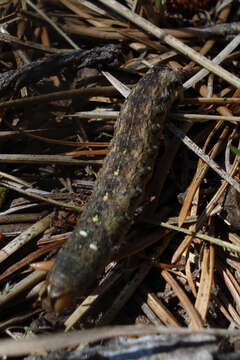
[123,149,127,155]
[103,193,109,201]
[92,215,99,223]
[114,168,119,176]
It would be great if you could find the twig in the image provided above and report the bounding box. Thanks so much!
[1,324,240,356]
[0,170,32,187]
[66,110,240,123]
[183,97,240,104]
[0,212,46,224]
[167,122,240,194]
[184,33,240,88]
[0,182,83,212]
[0,213,53,264]
[167,22,240,38]
[161,270,203,328]
[196,147,240,230]
[0,271,45,308]
[0,154,103,165]
[0,309,41,332]
[0,86,119,110]
[160,222,240,253]
[97,262,152,326]
[0,33,66,53]
[65,266,122,330]
[25,0,79,49]
[97,0,240,88]
[144,291,179,326]
[66,110,119,119]
[171,113,240,123]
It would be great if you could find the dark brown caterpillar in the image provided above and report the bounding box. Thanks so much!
[40,67,183,314]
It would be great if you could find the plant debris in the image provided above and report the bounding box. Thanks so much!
[0,0,240,358]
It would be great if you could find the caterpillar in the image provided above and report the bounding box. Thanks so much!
[40,67,183,314]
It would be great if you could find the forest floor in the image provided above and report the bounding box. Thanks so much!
[0,0,240,359]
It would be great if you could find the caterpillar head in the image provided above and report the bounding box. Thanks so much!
[39,279,72,315]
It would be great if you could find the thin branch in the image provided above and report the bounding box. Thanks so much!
[25,0,79,49]
[97,0,240,88]
[0,86,119,110]
[0,271,45,308]
[0,182,83,212]
[167,122,240,194]
[0,213,52,264]
[171,113,240,123]
[183,97,240,104]
[160,222,240,254]
[184,33,240,88]
[1,325,240,356]
[0,154,103,165]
